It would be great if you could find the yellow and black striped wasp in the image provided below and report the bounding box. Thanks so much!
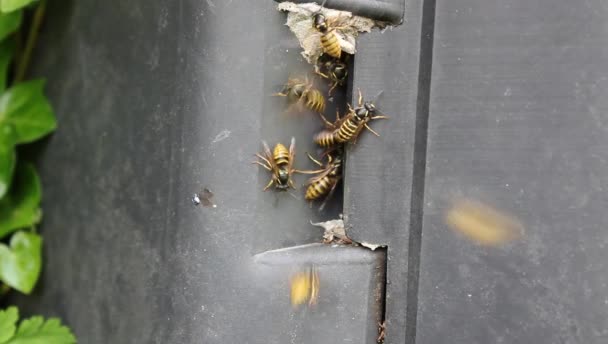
[290,265,320,308]
[253,137,320,192]
[303,150,343,210]
[274,77,326,114]
[253,137,298,191]
[315,56,348,95]
[314,89,389,148]
[310,0,350,59]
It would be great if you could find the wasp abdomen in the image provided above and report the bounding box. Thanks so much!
[336,118,359,142]
[273,143,290,165]
[305,176,336,200]
[320,30,341,59]
[313,130,338,148]
[305,89,326,113]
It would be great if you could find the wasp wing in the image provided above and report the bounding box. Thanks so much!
[261,141,279,173]
[287,137,296,175]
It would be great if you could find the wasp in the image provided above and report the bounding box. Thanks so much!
[252,137,298,191]
[303,151,343,210]
[274,77,326,114]
[313,12,341,59]
[445,199,524,247]
[290,265,320,307]
[314,89,389,148]
[316,56,348,95]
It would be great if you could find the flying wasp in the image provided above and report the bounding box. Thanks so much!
[274,77,326,114]
[290,265,320,308]
[303,151,343,211]
[315,56,348,95]
[252,137,298,191]
[314,89,389,148]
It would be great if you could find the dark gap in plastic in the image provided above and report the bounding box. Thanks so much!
[405,0,436,342]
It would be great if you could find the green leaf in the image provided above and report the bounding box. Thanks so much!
[0,231,42,294]
[0,39,16,93]
[0,80,56,144]
[6,315,76,344]
[0,0,36,13]
[0,306,18,343]
[0,123,16,198]
[0,10,20,41]
[0,163,41,239]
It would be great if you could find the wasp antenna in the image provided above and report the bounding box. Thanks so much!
[288,191,301,200]
[373,90,385,105]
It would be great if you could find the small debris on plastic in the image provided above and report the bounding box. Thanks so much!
[377,320,386,343]
[310,216,354,245]
[361,242,382,251]
[277,2,387,64]
[193,188,217,208]
[445,199,523,246]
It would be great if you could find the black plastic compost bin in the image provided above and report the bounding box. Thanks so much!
[7,0,608,343]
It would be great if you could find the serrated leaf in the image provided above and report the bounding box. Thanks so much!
[0,80,56,145]
[0,163,41,239]
[6,315,76,344]
[0,10,20,41]
[0,231,42,294]
[0,39,16,93]
[0,123,16,198]
[0,0,36,13]
[0,306,18,343]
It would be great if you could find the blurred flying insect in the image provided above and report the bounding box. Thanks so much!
[303,152,343,211]
[445,199,524,246]
[316,56,348,95]
[274,77,326,114]
[290,265,320,307]
[314,89,389,148]
[253,137,298,191]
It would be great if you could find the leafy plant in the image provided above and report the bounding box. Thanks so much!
[0,306,76,343]
[0,0,49,295]
[0,0,75,341]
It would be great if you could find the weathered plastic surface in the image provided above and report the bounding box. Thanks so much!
[7,0,608,343]
[6,0,384,343]
[414,0,608,343]
[274,0,404,23]
[344,2,425,344]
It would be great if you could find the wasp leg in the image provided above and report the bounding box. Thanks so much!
[263,179,275,191]
[306,152,325,167]
[315,70,330,79]
[358,88,363,106]
[289,179,296,190]
[272,92,287,97]
[371,115,390,120]
[328,82,338,95]
[318,112,335,129]
[364,123,381,137]
[255,153,273,167]
[319,179,340,211]
[252,161,272,171]
[294,168,325,174]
